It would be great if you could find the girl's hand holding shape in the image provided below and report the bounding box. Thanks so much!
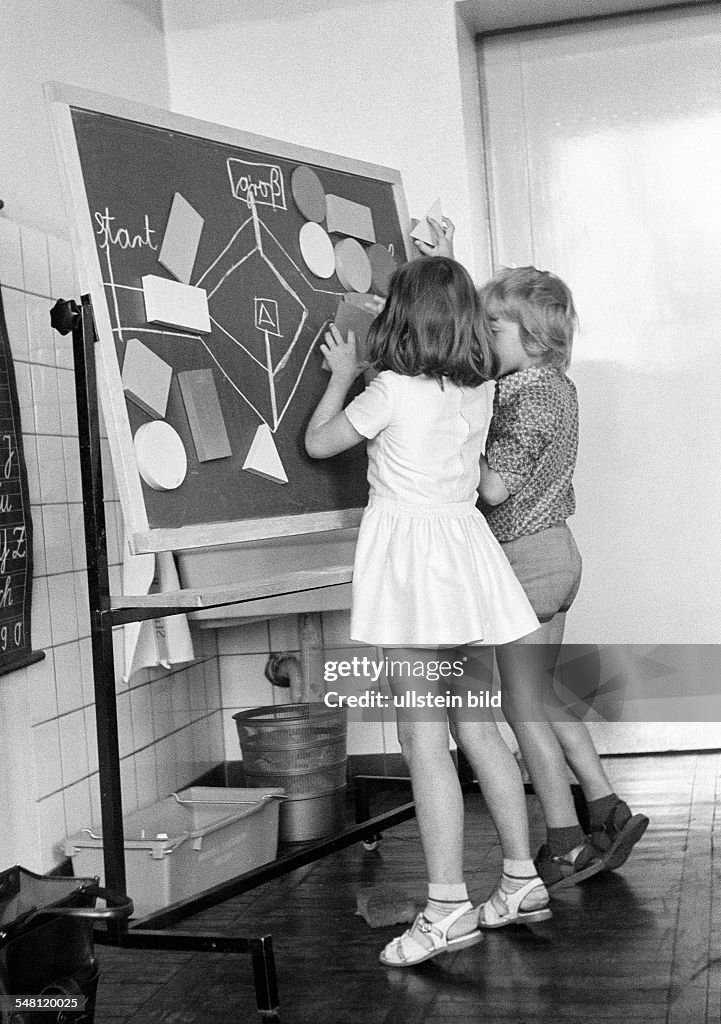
[414,216,456,258]
[321,324,361,382]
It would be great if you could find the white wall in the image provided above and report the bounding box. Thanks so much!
[0,1,226,874]
[0,0,170,236]
[162,0,485,277]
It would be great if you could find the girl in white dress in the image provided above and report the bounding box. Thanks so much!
[306,256,549,967]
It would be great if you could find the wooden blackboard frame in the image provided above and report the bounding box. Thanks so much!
[45,82,413,556]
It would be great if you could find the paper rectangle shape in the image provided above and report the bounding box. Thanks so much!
[322,298,377,369]
[121,337,172,419]
[158,193,204,284]
[325,195,376,243]
[178,368,232,462]
[142,275,211,334]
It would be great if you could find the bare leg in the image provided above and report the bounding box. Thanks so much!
[495,623,580,829]
[384,647,465,884]
[536,613,614,802]
[448,648,533,860]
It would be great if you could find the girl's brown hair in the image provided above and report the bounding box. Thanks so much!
[367,256,493,386]
[479,266,578,370]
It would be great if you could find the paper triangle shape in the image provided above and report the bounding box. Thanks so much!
[242,423,288,484]
[410,198,443,246]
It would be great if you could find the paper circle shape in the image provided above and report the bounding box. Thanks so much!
[134,421,187,491]
[367,243,398,296]
[299,222,335,279]
[291,165,327,223]
[334,237,372,293]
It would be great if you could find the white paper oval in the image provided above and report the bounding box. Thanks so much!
[134,420,187,491]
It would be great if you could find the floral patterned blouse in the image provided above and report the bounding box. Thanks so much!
[482,366,578,542]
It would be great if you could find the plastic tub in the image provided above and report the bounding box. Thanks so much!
[63,787,284,920]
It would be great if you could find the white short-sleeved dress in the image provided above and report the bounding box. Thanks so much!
[344,371,539,647]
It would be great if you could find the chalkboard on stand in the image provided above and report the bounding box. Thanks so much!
[46,84,413,558]
[0,288,45,675]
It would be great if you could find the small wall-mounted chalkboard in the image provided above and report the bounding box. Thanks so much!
[0,288,44,675]
[46,84,413,556]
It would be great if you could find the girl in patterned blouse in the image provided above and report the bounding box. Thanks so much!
[417,223,648,901]
[476,265,649,891]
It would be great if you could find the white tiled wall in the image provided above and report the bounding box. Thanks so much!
[0,216,223,872]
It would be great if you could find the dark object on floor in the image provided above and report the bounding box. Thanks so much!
[355,887,417,928]
[0,864,133,1024]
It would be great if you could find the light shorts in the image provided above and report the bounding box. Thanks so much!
[500,523,582,623]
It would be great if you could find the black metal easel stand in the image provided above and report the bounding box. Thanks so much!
[54,292,588,1024]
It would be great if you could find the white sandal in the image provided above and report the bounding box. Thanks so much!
[478,877,552,929]
[379,900,482,967]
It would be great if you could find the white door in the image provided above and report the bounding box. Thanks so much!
[479,5,721,751]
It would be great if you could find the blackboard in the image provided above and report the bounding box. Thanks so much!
[47,85,412,555]
[0,288,44,675]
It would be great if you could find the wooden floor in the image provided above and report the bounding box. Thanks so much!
[94,753,720,1024]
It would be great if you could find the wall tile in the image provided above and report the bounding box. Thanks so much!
[134,743,159,808]
[117,690,134,758]
[84,705,99,774]
[63,777,92,836]
[346,716,385,756]
[42,504,73,576]
[30,575,52,649]
[321,609,356,648]
[31,503,47,577]
[74,571,91,639]
[68,504,87,572]
[20,225,50,296]
[31,365,62,435]
[223,710,243,761]
[59,708,90,786]
[154,735,177,800]
[130,683,154,749]
[0,219,24,288]
[2,286,30,360]
[47,235,77,300]
[191,715,212,768]
[88,773,101,829]
[268,614,299,651]
[220,652,273,708]
[26,649,57,724]
[173,726,196,790]
[208,711,225,765]
[14,361,34,429]
[47,572,79,645]
[35,792,67,872]
[63,437,82,502]
[151,676,174,741]
[33,718,62,798]
[79,637,94,706]
[120,755,138,814]
[57,367,78,436]
[203,650,221,709]
[36,435,67,503]
[171,672,191,731]
[54,639,84,716]
[23,437,40,504]
[26,294,56,365]
[217,620,269,655]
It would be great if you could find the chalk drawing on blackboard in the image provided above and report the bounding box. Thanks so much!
[227,158,287,211]
[195,193,338,436]
[254,298,281,337]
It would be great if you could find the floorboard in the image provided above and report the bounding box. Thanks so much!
[90,753,720,1024]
